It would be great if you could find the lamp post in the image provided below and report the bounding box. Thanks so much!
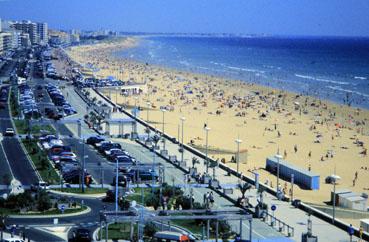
[275,153,283,195]
[235,138,242,174]
[161,109,166,151]
[332,166,338,224]
[115,87,119,104]
[146,102,151,122]
[204,127,211,174]
[115,155,119,213]
[180,117,186,164]
[133,96,138,135]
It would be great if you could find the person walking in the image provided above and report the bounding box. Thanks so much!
[209,192,214,208]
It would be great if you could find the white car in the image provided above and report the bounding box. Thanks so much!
[42,139,63,150]
[31,181,50,190]
[104,148,122,156]
[95,140,111,147]
[4,128,15,136]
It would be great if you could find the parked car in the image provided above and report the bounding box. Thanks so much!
[70,228,91,242]
[121,167,159,182]
[4,128,15,136]
[115,155,135,165]
[86,136,105,146]
[30,181,50,191]
[97,142,121,153]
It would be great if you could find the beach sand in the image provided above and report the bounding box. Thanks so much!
[65,38,369,215]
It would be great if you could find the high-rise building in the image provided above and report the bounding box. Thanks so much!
[1,32,12,51]
[0,34,3,54]
[10,31,22,49]
[37,22,48,44]
[20,33,31,48]
[12,20,38,44]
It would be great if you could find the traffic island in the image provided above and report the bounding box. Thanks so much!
[0,190,90,218]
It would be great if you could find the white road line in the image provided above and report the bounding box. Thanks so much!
[0,141,15,179]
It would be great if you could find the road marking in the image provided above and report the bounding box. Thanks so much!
[0,141,15,179]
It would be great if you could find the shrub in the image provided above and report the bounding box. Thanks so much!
[144,222,157,238]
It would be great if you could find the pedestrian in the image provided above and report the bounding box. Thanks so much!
[206,192,210,209]
[294,144,298,153]
[308,151,311,158]
[209,192,214,208]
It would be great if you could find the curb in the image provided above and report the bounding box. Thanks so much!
[49,189,106,198]
[8,206,91,219]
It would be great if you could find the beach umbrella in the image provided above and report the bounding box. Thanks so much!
[330,174,341,182]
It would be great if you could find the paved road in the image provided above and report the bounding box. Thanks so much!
[0,56,39,186]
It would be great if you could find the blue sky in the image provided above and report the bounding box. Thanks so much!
[1,0,369,36]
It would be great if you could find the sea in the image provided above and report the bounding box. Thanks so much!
[117,36,369,109]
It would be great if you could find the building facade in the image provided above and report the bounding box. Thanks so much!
[36,22,48,44]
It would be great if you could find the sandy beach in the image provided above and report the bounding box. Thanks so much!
[65,37,369,208]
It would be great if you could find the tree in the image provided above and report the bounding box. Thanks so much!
[238,182,252,199]
[145,193,160,210]
[210,220,233,239]
[192,157,200,169]
[175,195,192,210]
[37,190,51,212]
[144,222,157,238]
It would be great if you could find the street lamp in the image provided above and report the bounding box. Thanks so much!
[204,127,211,174]
[146,102,151,122]
[115,87,119,104]
[180,117,186,164]
[161,109,167,151]
[275,153,283,195]
[235,138,242,174]
[115,155,119,213]
[133,96,139,135]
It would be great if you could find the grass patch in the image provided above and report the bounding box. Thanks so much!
[0,206,86,216]
[14,119,55,135]
[99,222,138,241]
[9,87,20,117]
[173,220,204,236]
[52,187,108,194]
[126,187,152,204]
[22,139,60,184]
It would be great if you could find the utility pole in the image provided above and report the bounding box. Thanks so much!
[205,127,210,174]
[115,156,119,213]
[180,117,186,164]
[332,165,338,224]
[275,153,283,197]
[162,109,166,151]
[235,138,242,174]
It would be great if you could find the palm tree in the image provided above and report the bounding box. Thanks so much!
[238,182,252,199]
[192,157,200,169]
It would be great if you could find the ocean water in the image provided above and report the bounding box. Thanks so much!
[117,36,369,109]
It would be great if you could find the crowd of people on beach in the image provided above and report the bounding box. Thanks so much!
[64,38,369,207]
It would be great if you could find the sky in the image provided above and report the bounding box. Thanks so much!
[1,0,369,37]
